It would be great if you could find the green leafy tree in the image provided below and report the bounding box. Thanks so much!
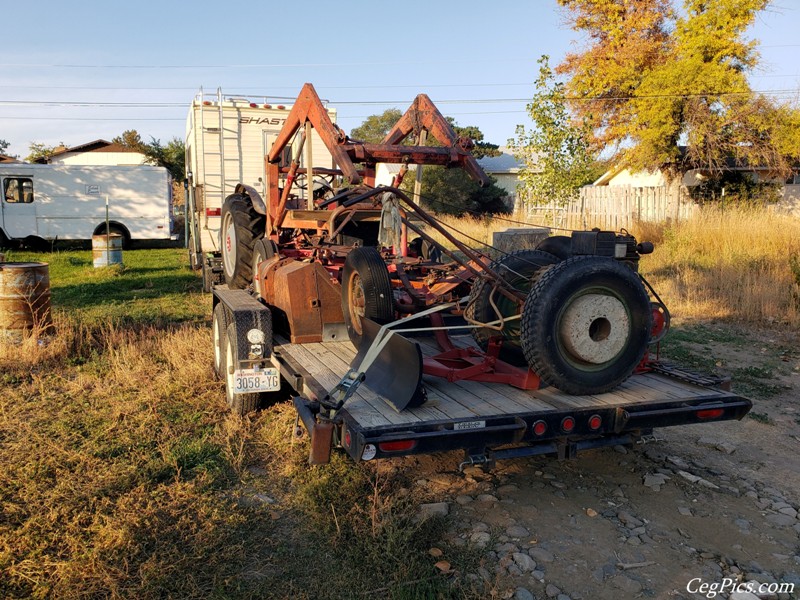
[511,56,598,209]
[113,129,146,152]
[25,142,64,163]
[143,137,185,181]
[0,139,10,155]
[556,0,798,181]
[349,109,403,143]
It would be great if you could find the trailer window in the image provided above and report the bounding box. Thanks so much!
[3,178,34,203]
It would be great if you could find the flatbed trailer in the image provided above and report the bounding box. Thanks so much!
[272,330,752,466]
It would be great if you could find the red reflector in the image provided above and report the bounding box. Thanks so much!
[249,103,257,108]
[264,104,272,109]
[344,430,351,448]
[203,100,212,106]
[378,440,416,453]
[561,416,576,433]
[532,420,547,436]
[588,415,602,430]
[277,104,286,110]
[697,408,724,419]
[205,208,221,217]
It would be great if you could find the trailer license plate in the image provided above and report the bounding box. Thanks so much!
[454,420,486,431]
[233,367,280,394]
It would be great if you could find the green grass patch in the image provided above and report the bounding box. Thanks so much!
[1,247,206,326]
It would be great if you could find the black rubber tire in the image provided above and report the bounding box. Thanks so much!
[251,238,278,298]
[520,256,652,395]
[466,249,559,365]
[225,323,261,416]
[341,247,394,348]
[220,194,265,290]
[212,302,228,379]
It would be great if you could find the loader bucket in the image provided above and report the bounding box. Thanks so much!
[354,318,426,412]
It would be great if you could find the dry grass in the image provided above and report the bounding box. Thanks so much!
[631,208,800,327]
[428,207,800,329]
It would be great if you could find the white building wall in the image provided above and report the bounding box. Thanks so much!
[48,151,148,166]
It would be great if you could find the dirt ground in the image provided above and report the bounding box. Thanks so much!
[387,323,800,600]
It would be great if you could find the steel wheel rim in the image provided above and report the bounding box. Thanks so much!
[222,212,236,277]
[213,311,223,373]
[348,272,366,335]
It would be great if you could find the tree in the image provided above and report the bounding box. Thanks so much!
[143,137,185,181]
[113,129,146,152]
[349,109,403,143]
[0,139,10,155]
[556,0,798,181]
[511,56,599,209]
[25,142,64,163]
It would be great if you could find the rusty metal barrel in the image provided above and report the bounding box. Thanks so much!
[92,233,123,268]
[0,262,53,340]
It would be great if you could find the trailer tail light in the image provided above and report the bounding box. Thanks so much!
[249,103,258,108]
[532,420,547,436]
[378,439,416,453]
[697,408,724,419]
[264,104,272,109]
[206,208,221,217]
[203,101,212,106]
[344,429,351,448]
[561,416,576,433]
[277,105,286,110]
[588,414,602,430]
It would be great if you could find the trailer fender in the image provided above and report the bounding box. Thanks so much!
[213,288,273,364]
[235,183,267,216]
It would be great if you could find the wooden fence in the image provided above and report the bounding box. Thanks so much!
[520,185,699,231]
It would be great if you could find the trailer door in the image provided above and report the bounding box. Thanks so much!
[1,176,37,238]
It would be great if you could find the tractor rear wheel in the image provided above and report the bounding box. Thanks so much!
[520,256,651,395]
[220,194,265,289]
[341,247,394,348]
[251,238,278,297]
[466,249,559,365]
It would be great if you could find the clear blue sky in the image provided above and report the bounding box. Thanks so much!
[1,0,797,159]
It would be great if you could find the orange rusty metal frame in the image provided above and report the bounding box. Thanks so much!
[264,82,490,237]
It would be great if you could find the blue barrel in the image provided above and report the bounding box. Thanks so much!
[92,234,123,268]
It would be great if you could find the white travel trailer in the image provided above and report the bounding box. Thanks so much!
[185,88,336,290]
[0,164,174,247]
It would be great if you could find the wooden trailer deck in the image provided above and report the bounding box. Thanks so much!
[273,333,740,431]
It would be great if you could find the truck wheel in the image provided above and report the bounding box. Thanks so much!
[220,194,265,290]
[466,249,559,366]
[520,256,652,395]
[252,238,278,298]
[212,302,228,378]
[225,323,261,416]
[341,247,394,347]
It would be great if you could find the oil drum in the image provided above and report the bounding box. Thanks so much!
[0,262,53,340]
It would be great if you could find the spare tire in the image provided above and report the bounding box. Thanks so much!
[341,247,394,348]
[520,256,651,395]
[220,194,265,289]
[466,249,559,365]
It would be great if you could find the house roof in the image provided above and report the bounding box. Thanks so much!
[34,139,144,163]
[0,154,20,163]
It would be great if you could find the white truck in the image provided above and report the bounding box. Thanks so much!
[0,163,174,248]
[185,88,337,291]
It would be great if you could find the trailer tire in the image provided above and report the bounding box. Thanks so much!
[220,194,265,290]
[225,323,261,416]
[342,247,394,347]
[212,302,228,378]
[520,256,652,395]
[466,249,559,365]
[252,238,278,297]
